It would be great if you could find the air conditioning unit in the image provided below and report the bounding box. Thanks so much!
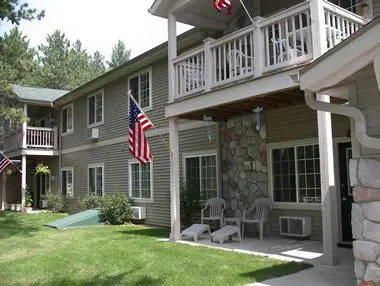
[279,216,312,238]
[131,206,146,220]
[86,128,99,141]
[40,200,48,209]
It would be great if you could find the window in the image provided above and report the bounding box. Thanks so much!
[184,153,217,200]
[88,163,104,196]
[62,104,73,134]
[129,161,153,201]
[128,68,152,109]
[88,90,104,127]
[271,144,321,204]
[61,168,74,198]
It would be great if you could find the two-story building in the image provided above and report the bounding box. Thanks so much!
[149,0,375,267]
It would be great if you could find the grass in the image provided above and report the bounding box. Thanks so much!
[0,212,310,286]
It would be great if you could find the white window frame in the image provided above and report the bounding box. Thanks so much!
[87,89,104,128]
[127,67,153,111]
[61,103,74,135]
[61,167,74,198]
[183,150,219,201]
[267,138,322,210]
[128,159,154,203]
[88,163,105,196]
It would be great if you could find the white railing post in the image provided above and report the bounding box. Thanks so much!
[253,17,265,77]
[310,0,328,57]
[168,11,177,103]
[203,38,214,91]
[22,104,27,148]
[53,127,58,149]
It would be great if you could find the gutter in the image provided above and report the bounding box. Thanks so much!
[305,91,380,150]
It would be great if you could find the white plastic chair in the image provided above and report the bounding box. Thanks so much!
[242,197,272,240]
[201,197,226,229]
[271,38,302,64]
[227,49,254,77]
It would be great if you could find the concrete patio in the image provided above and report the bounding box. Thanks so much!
[177,236,355,286]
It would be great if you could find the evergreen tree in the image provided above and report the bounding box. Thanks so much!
[107,40,131,69]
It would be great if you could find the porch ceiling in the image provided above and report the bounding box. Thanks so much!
[179,89,305,121]
[151,0,243,29]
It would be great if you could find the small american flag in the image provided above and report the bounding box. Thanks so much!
[0,153,12,174]
[129,93,153,164]
[214,0,232,15]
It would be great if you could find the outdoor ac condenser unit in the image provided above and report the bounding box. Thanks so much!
[131,206,146,220]
[279,216,312,238]
[86,128,99,141]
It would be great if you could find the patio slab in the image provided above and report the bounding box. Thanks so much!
[178,236,355,286]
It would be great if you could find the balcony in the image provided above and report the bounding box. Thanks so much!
[3,126,58,154]
[172,1,367,99]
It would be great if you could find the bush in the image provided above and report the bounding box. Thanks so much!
[180,181,200,228]
[77,194,103,212]
[99,193,132,225]
[45,193,67,213]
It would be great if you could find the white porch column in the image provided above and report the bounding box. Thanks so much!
[169,116,180,240]
[1,172,7,210]
[317,94,340,265]
[168,11,177,103]
[22,104,28,148]
[21,155,26,211]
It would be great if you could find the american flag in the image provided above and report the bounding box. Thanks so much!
[214,0,232,15]
[129,94,153,164]
[0,153,12,174]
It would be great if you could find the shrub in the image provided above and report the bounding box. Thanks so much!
[45,193,67,213]
[99,193,132,225]
[77,194,103,212]
[180,181,200,228]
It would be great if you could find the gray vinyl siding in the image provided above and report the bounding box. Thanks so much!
[61,126,215,227]
[266,103,350,143]
[61,59,169,150]
[270,209,322,241]
[373,0,380,16]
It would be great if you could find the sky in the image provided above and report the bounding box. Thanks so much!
[1,0,192,61]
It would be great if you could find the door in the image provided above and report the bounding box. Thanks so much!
[338,142,353,242]
[36,173,50,208]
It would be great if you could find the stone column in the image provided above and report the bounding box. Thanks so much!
[350,158,380,285]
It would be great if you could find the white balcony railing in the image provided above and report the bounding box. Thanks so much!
[3,126,58,152]
[172,0,367,99]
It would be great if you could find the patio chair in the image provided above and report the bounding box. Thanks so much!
[201,197,226,229]
[271,38,303,65]
[242,197,272,240]
[226,49,254,77]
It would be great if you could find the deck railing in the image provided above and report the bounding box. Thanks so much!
[172,0,367,99]
[2,126,58,152]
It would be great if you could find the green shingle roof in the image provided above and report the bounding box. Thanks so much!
[12,85,69,103]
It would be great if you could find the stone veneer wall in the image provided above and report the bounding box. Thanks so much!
[350,158,380,285]
[220,114,269,218]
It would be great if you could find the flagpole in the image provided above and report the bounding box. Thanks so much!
[128,91,173,155]
[239,0,255,26]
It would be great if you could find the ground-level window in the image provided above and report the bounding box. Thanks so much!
[271,144,321,204]
[61,167,74,198]
[184,153,217,200]
[129,161,152,201]
[88,163,104,196]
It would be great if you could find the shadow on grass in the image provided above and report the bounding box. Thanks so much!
[34,271,164,286]
[240,261,313,282]
[119,227,169,239]
[0,212,40,239]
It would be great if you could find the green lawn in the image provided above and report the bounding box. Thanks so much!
[0,212,309,286]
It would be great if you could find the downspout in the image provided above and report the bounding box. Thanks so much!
[305,91,380,150]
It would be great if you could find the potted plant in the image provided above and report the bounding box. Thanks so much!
[25,185,33,213]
